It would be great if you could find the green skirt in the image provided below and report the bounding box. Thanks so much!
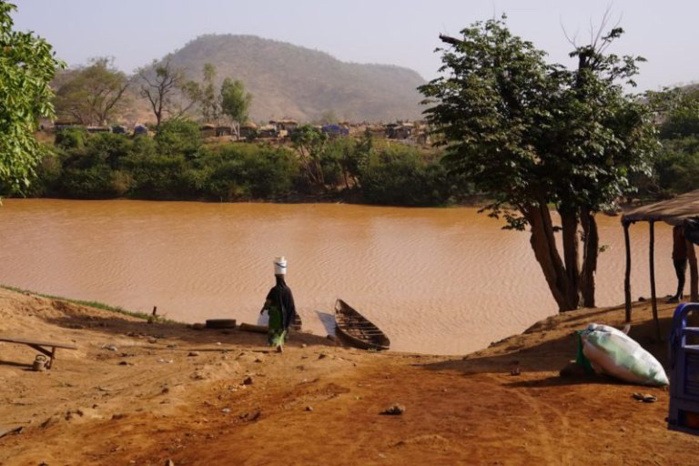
[267,305,287,347]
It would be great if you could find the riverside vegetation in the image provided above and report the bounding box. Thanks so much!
[14,122,454,207]
[4,96,699,208]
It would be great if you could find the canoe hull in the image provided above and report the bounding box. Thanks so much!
[334,299,390,351]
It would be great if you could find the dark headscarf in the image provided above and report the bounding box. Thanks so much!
[266,275,296,330]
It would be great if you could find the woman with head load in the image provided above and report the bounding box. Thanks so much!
[260,257,297,352]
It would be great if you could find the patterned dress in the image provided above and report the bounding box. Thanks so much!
[263,275,296,349]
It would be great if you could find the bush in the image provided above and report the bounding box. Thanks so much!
[58,166,124,199]
[654,137,699,195]
[121,153,188,200]
[155,119,202,158]
[84,132,133,169]
[203,144,299,200]
[358,145,451,206]
[28,119,457,206]
[54,127,87,150]
[23,150,63,197]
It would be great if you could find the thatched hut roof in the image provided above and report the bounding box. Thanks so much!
[621,189,699,226]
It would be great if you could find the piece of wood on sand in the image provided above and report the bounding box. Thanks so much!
[239,323,268,334]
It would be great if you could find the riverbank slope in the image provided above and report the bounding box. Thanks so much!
[0,287,697,465]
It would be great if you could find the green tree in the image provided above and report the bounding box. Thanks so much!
[182,63,222,124]
[420,16,655,312]
[220,78,252,139]
[654,138,699,194]
[290,124,328,190]
[155,118,202,159]
[359,145,450,206]
[199,63,219,123]
[648,87,699,139]
[54,57,129,126]
[0,1,63,193]
[645,86,699,195]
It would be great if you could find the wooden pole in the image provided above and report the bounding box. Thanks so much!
[623,221,632,322]
[688,238,698,302]
[649,221,660,340]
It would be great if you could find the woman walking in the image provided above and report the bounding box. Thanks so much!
[260,257,296,352]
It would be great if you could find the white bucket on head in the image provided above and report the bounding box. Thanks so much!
[274,256,287,275]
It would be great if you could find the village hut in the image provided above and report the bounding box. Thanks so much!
[200,124,216,138]
[239,121,258,140]
[621,189,699,337]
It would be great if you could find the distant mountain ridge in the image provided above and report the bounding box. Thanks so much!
[165,34,427,122]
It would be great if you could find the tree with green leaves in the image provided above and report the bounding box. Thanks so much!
[645,86,699,195]
[0,1,63,193]
[290,124,329,190]
[54,57,129,126]
[648,87,699,140]
[420,16,656,312]
[220,78,251,140]
[198,63,219,123]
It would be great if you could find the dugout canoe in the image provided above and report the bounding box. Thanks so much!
[334,299,390,350]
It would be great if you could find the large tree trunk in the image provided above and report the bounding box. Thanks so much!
[524,203,578,311]
[579,207,599,307]
[560,208,581,309]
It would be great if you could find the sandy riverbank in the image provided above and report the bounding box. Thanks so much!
[0,287,698,465]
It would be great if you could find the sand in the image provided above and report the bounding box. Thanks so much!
[0,287,698,465]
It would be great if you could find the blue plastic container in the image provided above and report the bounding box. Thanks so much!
[668,303,699,434]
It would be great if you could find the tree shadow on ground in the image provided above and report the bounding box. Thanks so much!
[417,306,677,387]
[0,359,32,369]
[43,300,336,351]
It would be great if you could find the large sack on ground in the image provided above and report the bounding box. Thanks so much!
[578,323,669,386]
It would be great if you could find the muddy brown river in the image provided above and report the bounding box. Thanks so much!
[0,199,675,355]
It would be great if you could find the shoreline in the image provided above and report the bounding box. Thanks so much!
[1,286,697,464]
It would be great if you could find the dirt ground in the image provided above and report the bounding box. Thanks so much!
[0,287,698,466]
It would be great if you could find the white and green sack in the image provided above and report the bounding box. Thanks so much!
[577,323,669,386]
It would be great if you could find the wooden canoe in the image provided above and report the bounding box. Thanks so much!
[334,299,390,351]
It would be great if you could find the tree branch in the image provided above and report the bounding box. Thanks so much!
[439,34,463,46]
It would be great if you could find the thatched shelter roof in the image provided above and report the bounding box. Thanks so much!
[621,189,699,226]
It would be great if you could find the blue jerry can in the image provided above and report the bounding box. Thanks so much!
[668,303,699,434]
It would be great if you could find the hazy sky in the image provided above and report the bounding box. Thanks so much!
[12,0,699,92]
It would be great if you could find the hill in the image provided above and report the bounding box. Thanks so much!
[165,34,427,122]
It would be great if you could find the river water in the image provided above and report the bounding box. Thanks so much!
[0,199,675,355]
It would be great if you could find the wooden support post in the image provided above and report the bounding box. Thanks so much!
[688,239,698,302]
[649,221,660,341]
[624,221,632,322]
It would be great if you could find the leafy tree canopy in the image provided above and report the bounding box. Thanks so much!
[644,86,699,195]
[420,16,654,225]
[54,57,129,126]
[220,78,252,125]
[648,86,699,140]
[0,1,63,192]
[419,15,657,311]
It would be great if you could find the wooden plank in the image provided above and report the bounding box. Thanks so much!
[0,335,77,350]
[238,323,268,334]
[0,334,78,369]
